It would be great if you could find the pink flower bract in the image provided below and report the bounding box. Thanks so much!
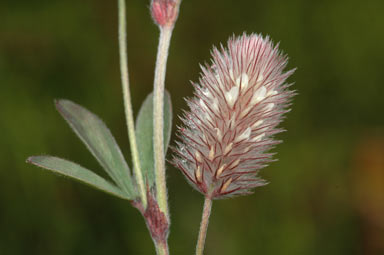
[173,33,295,199]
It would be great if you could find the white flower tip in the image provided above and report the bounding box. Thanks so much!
[257,73,264,83]
[229,159,240,169]
[199,99,207,109]
[235,73,249,89]
[229,69,235,80]
[243,146,251,153]
[212,99,219,113]
[205,112,213,123]
[221,178,233,192]
[251,85,267,105]
[215,128,222,142]
[235,127,252,142]
[252,120,264,128]
[252,133,265,142]
[267,90,278,97]
[224,142,233,155]
[195,150,202,162]
[203,89,212,98]
[225,87,239,108]
[264,103,275,111]
[209,146,215,161]
[196,166,202,182]
[216,164,227,178]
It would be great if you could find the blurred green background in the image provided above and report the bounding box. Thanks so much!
[1,0,383,254]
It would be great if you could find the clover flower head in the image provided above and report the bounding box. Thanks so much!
[172,33,295,199]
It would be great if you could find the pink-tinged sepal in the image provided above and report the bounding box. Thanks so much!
[173,33,296,199]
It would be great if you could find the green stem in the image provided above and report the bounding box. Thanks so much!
[153,26,173,219]
[196,197,213,255]
[117,0,147,208]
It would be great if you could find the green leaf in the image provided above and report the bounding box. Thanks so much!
[135,91,172,187]
[55,99,136,198]
[27,156,131,200]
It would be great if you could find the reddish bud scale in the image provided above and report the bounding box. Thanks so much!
[172,33,295,199]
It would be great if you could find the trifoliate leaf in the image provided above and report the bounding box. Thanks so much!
[27,156,131,200]
[55,99,136,198]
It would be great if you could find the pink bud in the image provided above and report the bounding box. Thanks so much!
[151,0,179,28]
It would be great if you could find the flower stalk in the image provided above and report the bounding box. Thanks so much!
[156,243,169,255]
[117,0,147,208]
[196,197,213,255]
[153,26,173,219]
[152,0,181,219]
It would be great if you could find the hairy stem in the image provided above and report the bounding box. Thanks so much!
[196,197,213,255]
[155,241,169,255]
[153,26,173,219]
[117,0,147,208]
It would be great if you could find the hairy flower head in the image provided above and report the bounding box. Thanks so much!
[172,33,295,199]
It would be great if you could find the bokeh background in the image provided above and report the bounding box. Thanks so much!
[1,0,383,254]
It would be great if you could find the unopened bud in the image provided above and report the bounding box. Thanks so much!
[151,0,180,28]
